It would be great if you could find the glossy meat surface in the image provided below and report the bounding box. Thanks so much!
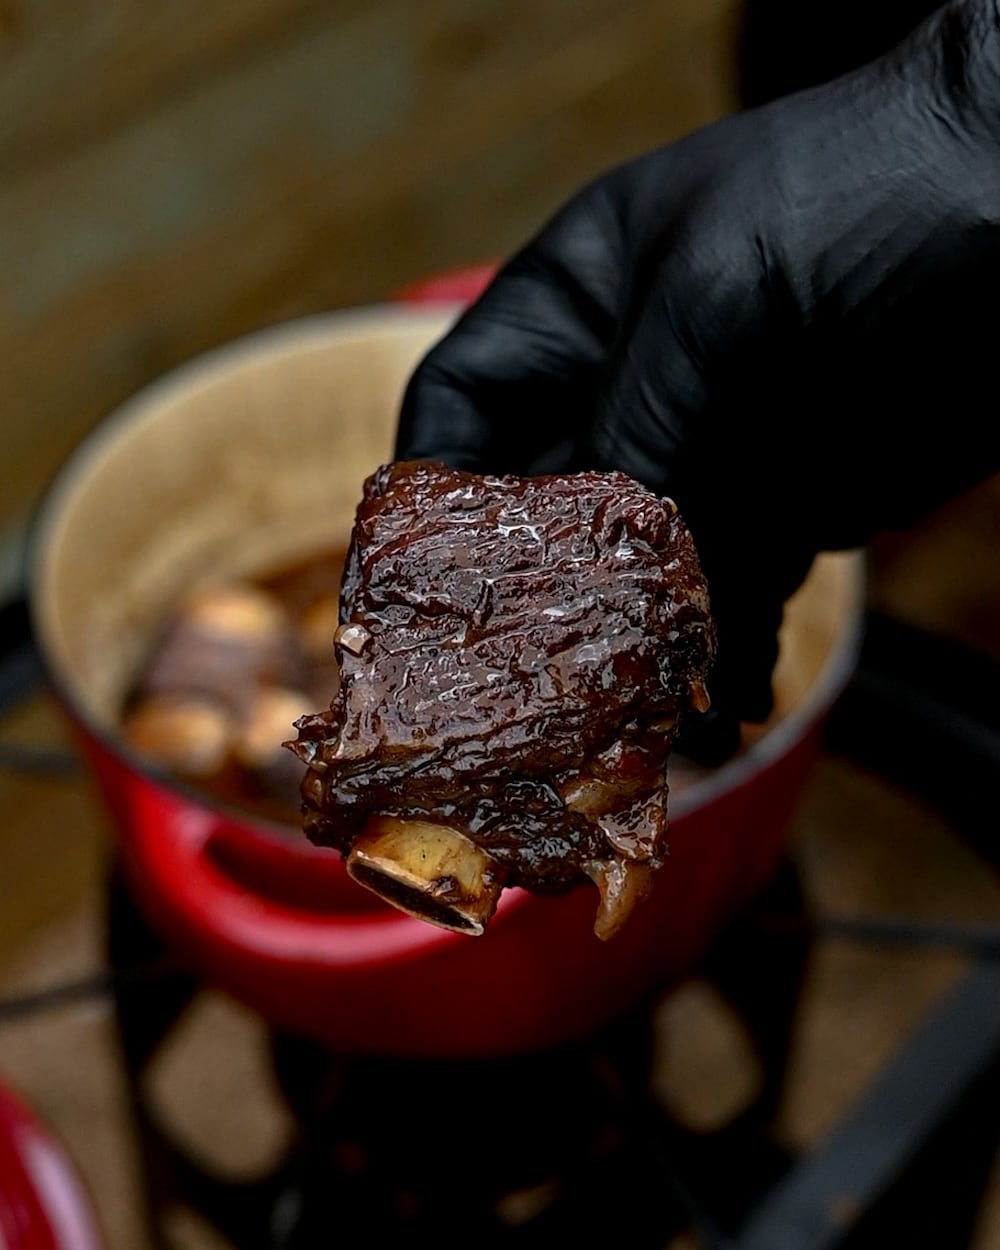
[289,461,715,917]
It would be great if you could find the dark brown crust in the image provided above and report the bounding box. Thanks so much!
[288,461,715,895]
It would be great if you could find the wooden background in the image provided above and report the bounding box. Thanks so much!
[1,0,739,555]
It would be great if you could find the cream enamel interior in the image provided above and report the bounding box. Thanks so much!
[33,307,457,730]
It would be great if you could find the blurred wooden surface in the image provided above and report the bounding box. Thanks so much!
[1,0,740,541]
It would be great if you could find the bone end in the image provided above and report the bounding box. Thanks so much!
[347,816,505,935]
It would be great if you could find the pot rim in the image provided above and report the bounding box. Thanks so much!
[26,302,867,846]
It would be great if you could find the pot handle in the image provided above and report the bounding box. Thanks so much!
[127,781,501,969]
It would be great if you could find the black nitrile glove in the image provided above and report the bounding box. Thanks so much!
[396,0,1000,759]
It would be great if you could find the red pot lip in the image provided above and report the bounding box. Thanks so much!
[25,304,867,851]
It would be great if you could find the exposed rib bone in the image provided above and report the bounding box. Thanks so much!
[347,816,506,935]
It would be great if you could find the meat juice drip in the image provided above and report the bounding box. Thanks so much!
[119,548,348,826]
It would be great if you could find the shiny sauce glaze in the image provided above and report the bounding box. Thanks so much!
[289,462,716,929]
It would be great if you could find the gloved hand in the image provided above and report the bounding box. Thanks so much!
[396,0,1000,759]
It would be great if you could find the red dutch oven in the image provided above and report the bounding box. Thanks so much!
[0,1081,104,1250]
[29,281,864,1059]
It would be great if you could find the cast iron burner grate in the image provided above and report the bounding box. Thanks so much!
[0,597,998,1250]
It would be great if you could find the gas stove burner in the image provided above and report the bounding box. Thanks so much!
[268,1019,667,1245]
[103,861,809,1250]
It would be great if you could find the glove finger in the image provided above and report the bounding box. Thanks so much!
[581,294,805,728]
[674,704,744,769]
[396,183,624,475]
[579,276,707,501]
